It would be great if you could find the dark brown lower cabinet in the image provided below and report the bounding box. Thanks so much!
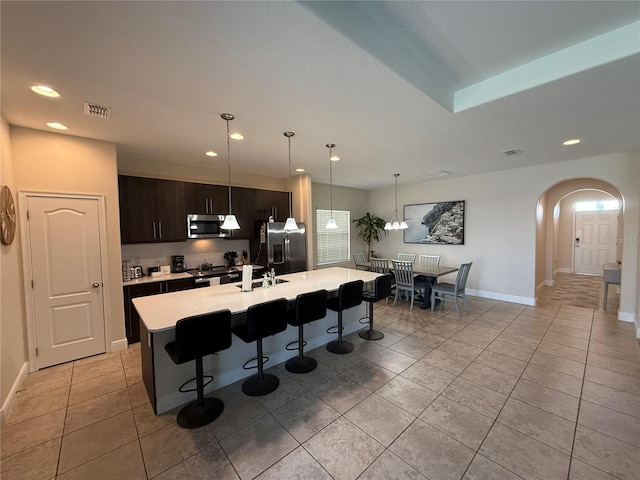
[123,278,194,344]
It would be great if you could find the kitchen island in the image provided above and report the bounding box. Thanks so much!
[133,267,381,414]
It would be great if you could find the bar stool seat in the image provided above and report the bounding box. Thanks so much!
[360,274,392,340]
[232,298,288,396]
[286,289,328,374]
[326,280,364,354]
[164,309,232,429]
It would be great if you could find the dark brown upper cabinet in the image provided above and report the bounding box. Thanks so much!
[184,182,229,215]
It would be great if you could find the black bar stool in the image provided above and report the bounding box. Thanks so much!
[232,297,288,396]
[326,280,364,354]
[359,274,392,341]
[285,289,328,374]
[164,309,232,429]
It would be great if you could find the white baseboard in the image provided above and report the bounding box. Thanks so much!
[111,338,128,353]
[557,268,572,274]
[466,289,536,306]
[617,311,635,323]
[0,362,29,425]
[544,280,554,286]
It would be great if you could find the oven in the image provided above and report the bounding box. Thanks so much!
[191,271,241,288]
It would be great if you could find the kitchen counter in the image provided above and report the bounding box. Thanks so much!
[122,272,192,287]
[133,267,381,413]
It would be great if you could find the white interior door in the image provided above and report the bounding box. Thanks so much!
[574,210,618,275]
[27,195,106,368]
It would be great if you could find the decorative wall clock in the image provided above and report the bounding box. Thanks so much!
[1,185,16,245]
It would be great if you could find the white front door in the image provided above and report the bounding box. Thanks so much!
[574,210,618,275]
[26,195,106,368]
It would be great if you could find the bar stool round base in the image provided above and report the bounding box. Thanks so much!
[285,356,317,374]
[359,329,384,341]
[177,397,224,429]
[326,340,354,354]
[242,374,279,396]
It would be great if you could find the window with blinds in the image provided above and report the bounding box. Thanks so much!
[316,209,350,265]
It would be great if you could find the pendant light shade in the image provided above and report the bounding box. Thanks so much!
[385,173,408,230]
[326,143,337,229]
[283,131,299,231]
[220,113,240,230]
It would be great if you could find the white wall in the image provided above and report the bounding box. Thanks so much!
[368,152,639,319]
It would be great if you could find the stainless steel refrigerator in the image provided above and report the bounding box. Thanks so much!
[251,221,307,275]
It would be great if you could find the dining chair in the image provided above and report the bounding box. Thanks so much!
[397,253,416,263]
[370,258,394,302]
[391,260,427,311]
[418,255,440,268]
[430,262,472,316]
[353,253,367,270]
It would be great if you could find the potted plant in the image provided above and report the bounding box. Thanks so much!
[353,212,387,260]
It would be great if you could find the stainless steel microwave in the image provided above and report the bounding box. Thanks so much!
[186,214,230,239]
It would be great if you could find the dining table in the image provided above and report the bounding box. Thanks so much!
[355,260,459,309]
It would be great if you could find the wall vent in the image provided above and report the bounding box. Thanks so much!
[416,170,452,180]
[83,102,111,119]
[503,148,522,156]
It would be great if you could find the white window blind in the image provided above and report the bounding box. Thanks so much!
[316,209,350,265]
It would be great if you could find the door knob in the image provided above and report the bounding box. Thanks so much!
[92,282,101,288]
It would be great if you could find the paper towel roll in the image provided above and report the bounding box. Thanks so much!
[242,265,253,292]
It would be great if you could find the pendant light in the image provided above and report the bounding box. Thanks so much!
[326,143,338,229]
[385,173,408,230]
[283,131,299,231]
[220,113,240,230]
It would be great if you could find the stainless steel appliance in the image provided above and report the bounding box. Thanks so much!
[190,266,241,288]
[251,221,307,275]
[186,214,229,239]
[130,265,143,279]
[171,255,187,273]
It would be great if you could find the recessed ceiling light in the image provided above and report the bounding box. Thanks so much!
[330,156,340,161]
[295,168,305,172]
[563,138,581,146]
[31,85,60,97]
[46,122,68,130]
[205,151,218,157]
[230,133,244,140]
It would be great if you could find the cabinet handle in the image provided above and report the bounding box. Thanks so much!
[153,222,156,239]
[158,221,163,238]
[209,198,213,213]
[205,199,209,213]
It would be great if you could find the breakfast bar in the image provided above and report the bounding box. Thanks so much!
[133,267,381,414]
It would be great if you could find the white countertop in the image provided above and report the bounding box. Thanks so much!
[123,272,193,287]
[133,267,381,332]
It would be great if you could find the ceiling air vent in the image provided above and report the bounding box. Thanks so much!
[503,148,522,156]
[83,102,111,119]
[416,170,452,180]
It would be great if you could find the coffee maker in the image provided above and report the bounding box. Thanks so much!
[171,255,187,273]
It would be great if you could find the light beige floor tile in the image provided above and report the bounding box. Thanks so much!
[543,332,589,350]
[154,442,240,480]
[479,423,570,480]
[537,341,587,363]
[68,369,127,405]
[521,363,583,397]
[474,350,527,377]
[314,348,363,372]
[588,341,640,363]
[272,392,340,443]
[389,419,474,480]
[286,360,338,390]
[359,450,428,480]
[388,336,434,359]
[132,403,178,437]
[584,365,640,396]
[495,331,540,349]
[341,359,396,391]
[367,349,417,374]
[312,375,371,414]
[573,424,640,480]
[578,400,640,447]
[350,339,388,359]
[209,384,269,440]
[450,329,497,349]
[463,453,522,480]
[487,339,534,362]
[58,410,138,474]
[140,421,216,478]
[443,377,507,419]
[376,375,438,416]
[0,437,60,480]
[420,396,493,450]
[400,360,457,393]
[1,408,65,458]
[511,379,579,421]
[345,393,415,447]
[530,351,585,378]
[551,317,592,332]
[410,329,449,349]
[581,380,640,419]
[21,363,72,391]
[497,398,575,454]
[504,324,547,340]
[255,446,330,480]
[56,440,146,480]
[5,383,69,425]
[128,381,151,408]
[435,339,484,361]
[547,324,591,339]
[73,351,121,368]
[71,356,124,384]
[255,374,309,412]
[64,387,131,433]
[124,364,143,385]
[569,459,618,480]
[422,349,473,375]
[587,352,640,377]
[461,362,519,395]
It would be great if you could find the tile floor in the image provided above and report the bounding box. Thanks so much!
[2,276,638,480]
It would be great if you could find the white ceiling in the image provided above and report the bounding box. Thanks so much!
[2,1,639,189]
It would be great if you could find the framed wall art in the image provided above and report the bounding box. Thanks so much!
[403,200,465,245]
